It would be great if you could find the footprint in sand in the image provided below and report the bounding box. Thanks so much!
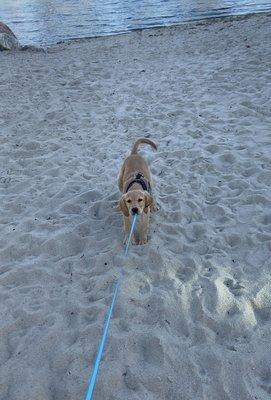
[205,144,220,154]
[224,278,245,297]
[123,366,140,391]
[225,233,242,248]
[204,186,221,204]
[141,335,164,365]
[176,266,195,283]
[259,214,271,226]
[259,371,271,395]
[257,171,271,186]
[80,306,101,326]
[252,283,271,325]
[42,232,85,258]
[175,257,196,282]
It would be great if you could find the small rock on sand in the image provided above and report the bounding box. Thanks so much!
[0,21,19,50]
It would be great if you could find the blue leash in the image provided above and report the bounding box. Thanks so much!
[84,214,138,400]
[124,213,138,256]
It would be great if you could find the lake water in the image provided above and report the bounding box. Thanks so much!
[1,0,271,46]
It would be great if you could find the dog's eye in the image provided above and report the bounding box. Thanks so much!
[138,198,143,202]
[126,199,131,203]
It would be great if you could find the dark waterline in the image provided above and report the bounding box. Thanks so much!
[1,0,271,46]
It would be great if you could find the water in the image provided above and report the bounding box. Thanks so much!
[1,0,270,46]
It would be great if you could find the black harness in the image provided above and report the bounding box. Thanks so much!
[125,173,151,193]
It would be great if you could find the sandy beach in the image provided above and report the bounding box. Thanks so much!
[0,12,271,400]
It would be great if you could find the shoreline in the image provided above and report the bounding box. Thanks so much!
[12,10,271,51]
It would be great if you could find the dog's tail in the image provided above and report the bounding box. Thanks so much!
[131,138,157,155]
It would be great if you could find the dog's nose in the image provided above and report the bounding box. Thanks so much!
[132,207,138,215]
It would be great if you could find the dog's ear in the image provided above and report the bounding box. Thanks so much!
[119,195,129,217]
[144,193,153,213]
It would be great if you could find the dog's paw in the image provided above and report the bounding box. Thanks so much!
[124,236,137,246]
[138,237,148,245]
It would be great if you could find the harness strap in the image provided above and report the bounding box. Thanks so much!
[125,173,151,193]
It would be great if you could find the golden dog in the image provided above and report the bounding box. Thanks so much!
[118,138,157,245]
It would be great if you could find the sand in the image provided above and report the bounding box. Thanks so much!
[0,12,271,400]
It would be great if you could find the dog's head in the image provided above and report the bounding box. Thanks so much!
[119,190,153,217]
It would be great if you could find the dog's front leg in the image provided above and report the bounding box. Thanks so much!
[138,211,149,245]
